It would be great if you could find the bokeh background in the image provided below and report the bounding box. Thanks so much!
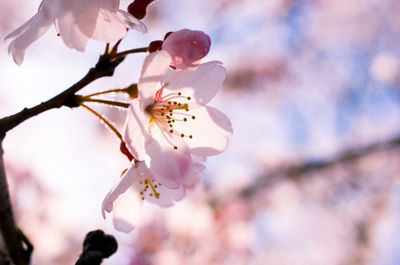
[1,0,400,264]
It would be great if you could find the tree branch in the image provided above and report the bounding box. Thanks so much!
[240,135,400,198]
[0,50,126,265]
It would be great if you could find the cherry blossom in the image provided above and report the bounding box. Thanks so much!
[123,51,232,189]
[5,0,146,65]
[102,161,185,232]
[162,29,211,69]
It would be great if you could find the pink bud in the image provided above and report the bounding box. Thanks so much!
[162,29,211,69]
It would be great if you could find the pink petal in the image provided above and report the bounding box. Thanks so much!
[101,166,137,218]
[99,0,120,12]
[145,123,196,188]
[56,12,90,51]
[112,187,142,232]
[118,10,147,33]
[172,105,233,156]
[139,51,172,107]
[163,61,226,105]
[143,183,186,207]
[6,12,52,65]
[71,0,99,38]
[92,9,129,42]
[123,100,150,161]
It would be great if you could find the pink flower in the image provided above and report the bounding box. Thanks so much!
[123,51,232,189]
[102,161,186,232]
[162,29,211,69]
[5,0,147,65]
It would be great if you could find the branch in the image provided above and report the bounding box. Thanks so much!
[0,52,125,137]
[0,49,126,265]
[0,139,30,265]
[240,135,400,198]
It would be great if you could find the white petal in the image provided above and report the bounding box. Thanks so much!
[6,12,52,65]
[145,184,186,207]
[118,10,147,33]
[163,61,226,105]
[112,187,142,232]
[101,166,137,218]
[99,0,120,12]
[57,12,90,51]
[172,105,233,156]
[139,51,172,107]
[145,123,196,188]
[92,9,129,43]
[123,100,151,161]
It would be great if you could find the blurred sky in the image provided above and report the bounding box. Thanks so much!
[1,0,400,264]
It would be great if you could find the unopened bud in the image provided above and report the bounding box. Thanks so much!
[162,29,211,69]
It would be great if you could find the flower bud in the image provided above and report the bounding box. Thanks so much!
[127,0,154,19]
[162,29,211,69]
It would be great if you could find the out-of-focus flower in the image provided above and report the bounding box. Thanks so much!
[5,0,147,65]
[102,161,185,232]
[127,0,155,20]
[123,50,232,189]
[162,29,211,69]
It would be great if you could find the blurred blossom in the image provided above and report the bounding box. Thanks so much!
[5,0,146,65]
[369,52,400,84]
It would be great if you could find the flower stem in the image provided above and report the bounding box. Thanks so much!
[81,103,122,141]
[84,85,137,98]
[79,97,130,109]
[115,47,148,58]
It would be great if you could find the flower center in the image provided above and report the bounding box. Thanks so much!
[145,86,195,150]
[136,176,162,200]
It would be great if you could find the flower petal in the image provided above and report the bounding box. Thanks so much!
[100,0,120,12]
[112,187,142,232]
[102,166,137,218]
[118,10,147,33]
[143,183,186,207]
[145,123,196,188]
[163,61,226,105]
[172,105,233,156]
[57,12,90,51]
[6,12,52,65]
[139,51,172,107]
[92,9,129,43]
[123,100,150,161]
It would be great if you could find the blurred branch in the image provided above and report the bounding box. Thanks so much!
[75,230,118,265]
[0,248,12,265]
[241,135,400,198]
[0,139,30,265]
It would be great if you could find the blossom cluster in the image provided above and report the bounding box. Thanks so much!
[6,0,232,232]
